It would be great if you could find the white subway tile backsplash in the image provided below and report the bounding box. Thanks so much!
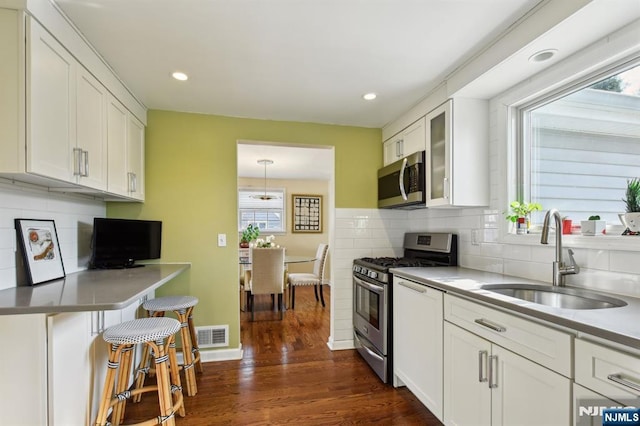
[502,244,531,261]
[0,269,15,291]
[610,251,640,275]
[504,259,551,283]
[0,184,105,288]
[461,254,504,274]
[0,249,15,269]
[480,243,504,258]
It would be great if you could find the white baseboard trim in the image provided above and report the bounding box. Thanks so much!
[177,344,243,364]
[327,337,355,351]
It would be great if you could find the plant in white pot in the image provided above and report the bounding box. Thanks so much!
[580,215,606,236]
[622,178,640,234]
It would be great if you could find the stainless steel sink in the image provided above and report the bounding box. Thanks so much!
[480,284,627,310]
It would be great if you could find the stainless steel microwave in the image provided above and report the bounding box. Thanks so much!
[377,151,425,209]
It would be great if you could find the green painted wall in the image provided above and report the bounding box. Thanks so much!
[107,110,381,350]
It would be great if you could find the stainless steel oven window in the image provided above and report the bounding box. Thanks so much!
[355,285,379,329]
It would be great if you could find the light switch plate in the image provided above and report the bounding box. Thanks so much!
[217,233,226,247]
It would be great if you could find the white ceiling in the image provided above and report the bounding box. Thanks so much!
[52,0,640,179]
[54,0,541,129]
[237,143,333,179]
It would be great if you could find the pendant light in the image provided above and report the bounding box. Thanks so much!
[251,159,278,200]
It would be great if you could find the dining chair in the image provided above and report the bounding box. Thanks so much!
[248,247,285,321]
[287,243,329,309]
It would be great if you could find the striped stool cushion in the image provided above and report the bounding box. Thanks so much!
[103,317,181,345]
[143,295,199,312]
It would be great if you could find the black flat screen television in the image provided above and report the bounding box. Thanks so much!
[89,218,162,269]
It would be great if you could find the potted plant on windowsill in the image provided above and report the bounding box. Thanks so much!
[505,201,542,234]
[622,178,640,235]
[240,223,260,248]
[580,215,606,236]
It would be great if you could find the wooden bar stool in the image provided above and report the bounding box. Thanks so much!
[94,317,185,426]
[135,296,202,397]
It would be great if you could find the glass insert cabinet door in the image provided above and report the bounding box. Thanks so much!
[426,100,452,206]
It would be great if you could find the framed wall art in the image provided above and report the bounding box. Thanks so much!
[15,219,65,285]
[292,194,323,233]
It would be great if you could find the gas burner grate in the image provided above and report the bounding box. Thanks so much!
[358,257,428,268]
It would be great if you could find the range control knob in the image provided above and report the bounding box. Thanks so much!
[368,270,378,280]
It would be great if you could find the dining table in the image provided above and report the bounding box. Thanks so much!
[239,255,317,265]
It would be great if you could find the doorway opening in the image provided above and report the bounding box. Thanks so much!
[236,140,335,349]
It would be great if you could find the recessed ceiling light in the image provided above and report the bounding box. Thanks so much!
[172,71,188,81]
[528,49,558,63]
[362,93,377,101]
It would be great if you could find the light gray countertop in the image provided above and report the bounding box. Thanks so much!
[0,263,190,315]
[390,266,640,349]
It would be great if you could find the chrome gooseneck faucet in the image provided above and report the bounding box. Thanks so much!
[540,208,580,286]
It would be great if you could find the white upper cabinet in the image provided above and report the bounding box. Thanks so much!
[27,18,76,184]
[75,67,108,191]
[425,98,489,207]
[127,115,145,201]
[28,17,107,191]
[107,95,145,201]
[0,7,144,200]
[383,117,426,166]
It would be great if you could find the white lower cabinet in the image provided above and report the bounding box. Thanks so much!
[0,297,151,426]
[573,383,619,426]
[444,321,571,426]
[443,321,491,425]
[0,314,48,426]
[442,294,572,426]
[48,312,93,426]
[575,338,640,402]
[393,277,444,420]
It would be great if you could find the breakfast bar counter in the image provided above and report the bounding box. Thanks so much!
[0,263,190,315]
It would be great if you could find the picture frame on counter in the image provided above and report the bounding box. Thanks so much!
[15,218,65,285]
[292,194,323,233]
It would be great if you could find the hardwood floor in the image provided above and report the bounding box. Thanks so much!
[122,286,442,425]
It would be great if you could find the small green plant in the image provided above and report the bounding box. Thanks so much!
[240,223,260,244]
[588,215,601,220]
[623,178,640,213]
[505,201,543,223]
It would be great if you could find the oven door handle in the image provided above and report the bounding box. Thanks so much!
[354,276,384,294]
[354,332,384,362]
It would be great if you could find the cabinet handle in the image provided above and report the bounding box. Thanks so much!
[443,177,449,199]
[474,318,506,333]
[82,150,89,177]
[128,172,137,193]
[398,281,427,294]
[608,374,640,392]
[488,355,498,388]
[73,148,83,176]
[478,350,488,383]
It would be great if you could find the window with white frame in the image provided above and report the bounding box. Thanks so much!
[518,61,640,227]
[238,188,286,233]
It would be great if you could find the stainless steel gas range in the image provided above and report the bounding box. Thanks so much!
[352,232,457,383]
